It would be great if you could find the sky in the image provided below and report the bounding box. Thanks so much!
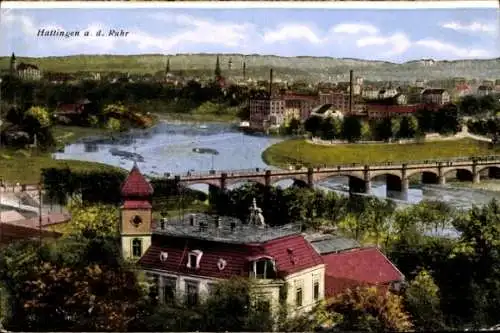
[1,6,499,63]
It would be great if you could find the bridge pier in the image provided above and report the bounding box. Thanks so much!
[348,177,370,194]
[265,170,272,187]
[220,173,228,190]
[307,168,314,188]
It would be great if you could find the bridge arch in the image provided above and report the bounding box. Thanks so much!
[225,178,267,190]
[406,170,440,184]
[269,174,309,186]
[369,170,402,180]
[313,172,365,184]
[477,165,500,179]
[443,167,474,182]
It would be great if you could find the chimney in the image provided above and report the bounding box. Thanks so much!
[160,217,167,230]
[189,214,195,226]
[269,69,273,98]
[215,216,222,229]
[349,70,353,114]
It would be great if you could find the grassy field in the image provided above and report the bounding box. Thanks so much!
[262,138,500,168]
[0,126,125,185]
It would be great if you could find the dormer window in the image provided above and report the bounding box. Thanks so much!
[187,250,203,269]
[249,256,276,279]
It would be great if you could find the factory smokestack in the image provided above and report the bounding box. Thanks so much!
[243,61,246,81]
[269,69,273,99]
[349,70,353,114]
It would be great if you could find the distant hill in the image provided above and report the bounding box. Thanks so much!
[1,53,499,82]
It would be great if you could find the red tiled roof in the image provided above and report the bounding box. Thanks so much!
[6,212,71,230]
[261,234,323,276]
[0,222,61,245]
[123,200,152,209]
[322,247,403,298]
[139,236,259,279]
[121,164,154,197]
[139,234,322,279]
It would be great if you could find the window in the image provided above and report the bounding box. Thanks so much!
[132,238,143,257]
[187,250,203,269]
[295,280,304,308]
[313,278,320,301]
[162,277,177,304]
[255,298,271,313]
[185,281,199,307]
[250,258,276,279]
[295,287,303,307]
[206,283,215,295]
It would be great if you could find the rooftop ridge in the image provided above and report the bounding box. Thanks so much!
[154,213,302,244]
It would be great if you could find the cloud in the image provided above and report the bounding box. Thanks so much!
[151,13,256,49]
[263,24,323,44]
[330,23,379,35]
[441,21,497,34]
[356,32,412,55]
[415,38,491,58]
[1,9,495,62]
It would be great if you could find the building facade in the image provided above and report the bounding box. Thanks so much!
[119,166,405,319]
[421,88,450,105]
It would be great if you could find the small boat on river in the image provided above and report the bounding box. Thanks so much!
[192,147,219,155]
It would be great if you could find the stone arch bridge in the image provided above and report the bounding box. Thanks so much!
[173,156,500,196]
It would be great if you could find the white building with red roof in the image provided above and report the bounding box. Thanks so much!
[119,166,404,317]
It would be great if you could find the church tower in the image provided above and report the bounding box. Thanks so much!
[120,163,154,261]
[9,52,17,77]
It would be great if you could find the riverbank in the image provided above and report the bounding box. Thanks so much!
[0,125,126,185]
[448,179,500,192]
[262,138,499,168]
[153,112,239,124]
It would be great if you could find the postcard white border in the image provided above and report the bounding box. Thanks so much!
[1,1,497,9]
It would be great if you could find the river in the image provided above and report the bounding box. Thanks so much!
[54,121,500,210]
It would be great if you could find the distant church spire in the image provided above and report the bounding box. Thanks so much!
[165,57,170,74]
[214,55,221,79]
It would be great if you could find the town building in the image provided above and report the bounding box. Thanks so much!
[119,165,405,316]
[318,90,366,115]
[282,93,320,121]
[249,98,285,131]
[366,104,421,119]
[453,83,473,99]
[477,85,494,97]
[421,88,450,106]
[9,53,42,81]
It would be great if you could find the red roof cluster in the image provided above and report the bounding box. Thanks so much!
[139,234,322,279]
[322,247,403,298]
[121,164,154,198]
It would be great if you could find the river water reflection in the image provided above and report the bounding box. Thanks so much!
[54,122,500,210]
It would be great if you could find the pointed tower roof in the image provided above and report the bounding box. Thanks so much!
[121,163,154,197]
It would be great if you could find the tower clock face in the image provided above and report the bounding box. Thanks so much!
[131,215,142,227]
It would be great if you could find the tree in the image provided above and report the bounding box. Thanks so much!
[390,117,401,139]
[106,117,122,132]
[214,55,221,79]
[103,103,127,116]
[66,199,120,237]
[304,116,322,137]
[360,120,371,140]
[202,278,275,332]
[0,237,150,332]
[342,116,362,142]
[327,286,413,332]
[26,106,51,128]
[404,269,445,331]
[399,115,418,138]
